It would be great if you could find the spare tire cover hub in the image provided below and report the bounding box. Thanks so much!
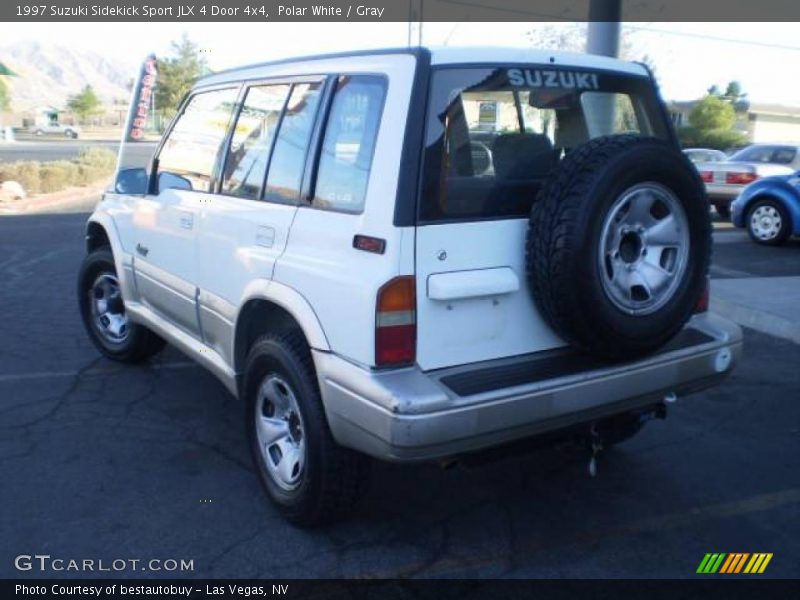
[598,182,689,316]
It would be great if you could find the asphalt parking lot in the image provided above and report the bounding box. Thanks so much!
[0,210,798,579]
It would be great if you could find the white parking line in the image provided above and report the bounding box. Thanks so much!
[0,361,198,384]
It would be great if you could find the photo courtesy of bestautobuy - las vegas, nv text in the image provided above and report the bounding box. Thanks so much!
[0,0,799,597]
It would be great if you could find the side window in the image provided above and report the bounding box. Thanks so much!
[581,92,646,137]
[157,88,239,193]
[313,75,387,213]
[221,84,290,199]
[264,81,323,204]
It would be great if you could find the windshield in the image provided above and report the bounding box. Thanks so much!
[419,66,670,222]
[729,145,797,165]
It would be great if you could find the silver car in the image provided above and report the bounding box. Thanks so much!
[683,148,727,164]
[697,144,800,219]
[29,123,81,139]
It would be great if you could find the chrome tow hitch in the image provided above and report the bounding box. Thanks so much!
[588,422,603,478]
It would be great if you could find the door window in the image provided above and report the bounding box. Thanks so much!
[264,81,323,204]
[156,88,239,193]
[221,84,290,199]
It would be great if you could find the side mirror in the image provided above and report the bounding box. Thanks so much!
[114,168,148,195]
[158,171,193,193]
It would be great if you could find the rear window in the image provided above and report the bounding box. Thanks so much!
[419,66,669,223]
[729,145,797,165]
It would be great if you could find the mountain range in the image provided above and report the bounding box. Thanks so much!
[0,41,136,112]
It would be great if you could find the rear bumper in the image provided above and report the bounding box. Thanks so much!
[706,184,743,203]
[314,313,743,462]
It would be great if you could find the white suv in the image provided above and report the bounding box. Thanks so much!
[78,47,742,526]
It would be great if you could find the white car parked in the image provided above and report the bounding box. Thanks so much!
[79,47,742,525]
[29,122,81,139]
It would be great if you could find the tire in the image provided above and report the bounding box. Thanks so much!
[244,331,369,527]
[713,201,731,220]
[78,247,165,362]
[527,135,711,358]
[746,198,791,246]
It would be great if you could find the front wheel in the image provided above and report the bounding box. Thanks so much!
[78,247,165,362]
[747,199,791,246]
[244,331,369,527]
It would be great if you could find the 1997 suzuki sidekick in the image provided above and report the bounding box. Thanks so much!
[78,47,742,525]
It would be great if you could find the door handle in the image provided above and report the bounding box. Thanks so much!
[136,243,149,257]
[179,211,194,230]
[255,225,276,248]
[428,267,519,300]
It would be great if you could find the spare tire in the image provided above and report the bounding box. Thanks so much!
[526,134,711,358]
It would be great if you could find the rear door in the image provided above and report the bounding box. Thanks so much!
[196,79,325,362]
[415,65,666,370]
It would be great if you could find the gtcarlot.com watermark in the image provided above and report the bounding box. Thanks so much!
[14,554,194,573]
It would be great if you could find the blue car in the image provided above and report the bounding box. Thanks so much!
[731,172,800,245]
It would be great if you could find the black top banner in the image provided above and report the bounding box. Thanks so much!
[3,0,800,22]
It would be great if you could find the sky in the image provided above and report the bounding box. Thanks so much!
[1,21,798,104]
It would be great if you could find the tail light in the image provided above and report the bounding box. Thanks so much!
[699,170,714,183]
[725,171,758,185]
[375,276,416,367]
[694,278,710,314]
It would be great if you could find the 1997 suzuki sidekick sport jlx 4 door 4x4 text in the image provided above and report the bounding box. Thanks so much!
[78,47,742,526]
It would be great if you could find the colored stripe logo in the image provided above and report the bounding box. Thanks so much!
[697,553,773,574]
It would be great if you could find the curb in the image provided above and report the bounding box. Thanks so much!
[711,296,800,345]
[0,180,109,215]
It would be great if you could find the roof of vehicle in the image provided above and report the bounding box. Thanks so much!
[199,45,649,88]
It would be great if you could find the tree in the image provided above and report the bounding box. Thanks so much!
[688,95,736,131]
[67,85,102,124]
[723,81,743,102]
[155,34,208,120]
[678,93,747,150]
[0,79,10,112]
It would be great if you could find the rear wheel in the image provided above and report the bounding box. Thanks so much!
[78,248,165,362]
[747,198,791,246]
[244,331,369,527]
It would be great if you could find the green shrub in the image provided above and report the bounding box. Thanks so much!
[0,161,42,194]
[0,146,117,196]
[75,146,117,172]
[678,126,748,151]
[39,161,78,193]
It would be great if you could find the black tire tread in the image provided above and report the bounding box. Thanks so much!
[245,330,369,527]
[78,247,165,363]
[526,134,711,357]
